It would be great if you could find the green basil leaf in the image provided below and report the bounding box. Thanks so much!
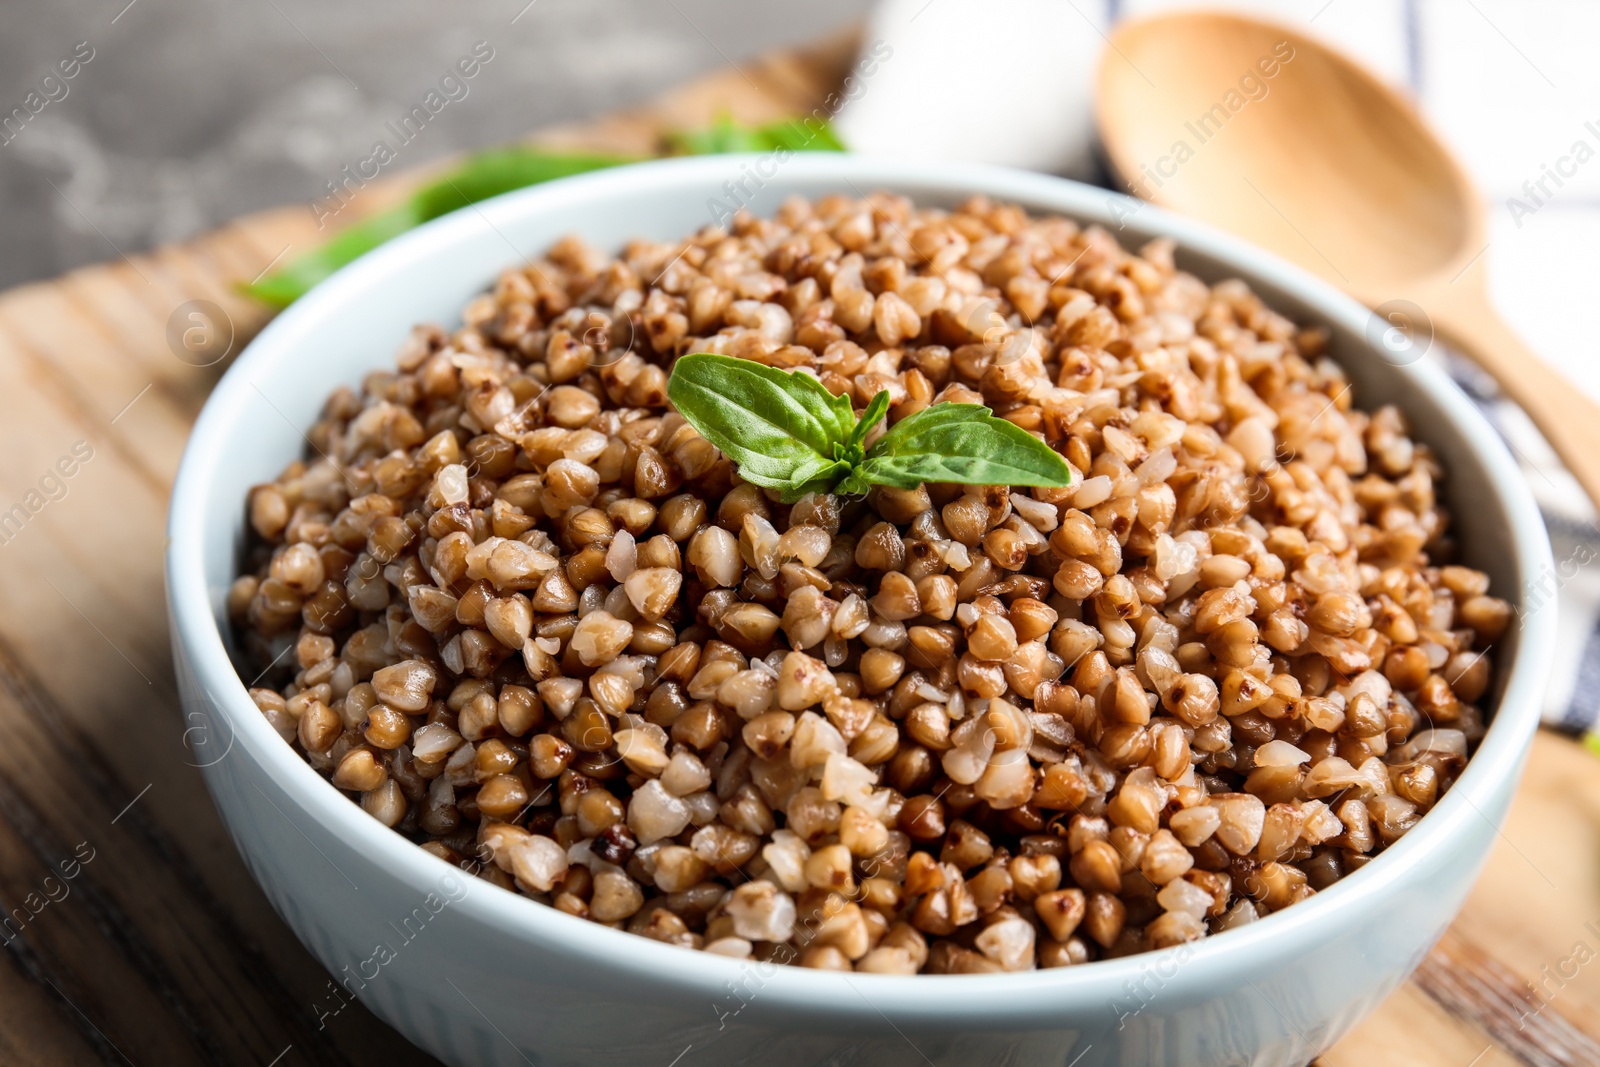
[244,114,843,308]
[849,389,892,453]
[666,114,767,154]
[667,354,853,490]
[240,150,631,308]
[780,458,853,503]
[238,205,422,309]
[411,148,635,222]
[748,116,847,152]
[666,113,847,155]
[834,467,874,498]
[857,403,1073,490]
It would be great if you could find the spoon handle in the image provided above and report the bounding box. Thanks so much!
[1432,288,1600,511]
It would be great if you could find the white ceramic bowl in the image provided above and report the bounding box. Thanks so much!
[167,154,1554,1067]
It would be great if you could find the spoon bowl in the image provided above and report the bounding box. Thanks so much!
[1099,13,1478,297]
[1097,10,1600,507]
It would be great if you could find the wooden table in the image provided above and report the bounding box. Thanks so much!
[0,30,1595,1067]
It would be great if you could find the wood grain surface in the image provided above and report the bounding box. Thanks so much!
[0,29,1595,1067]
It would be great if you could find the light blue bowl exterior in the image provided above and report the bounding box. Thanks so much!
[167,154,1555,1067]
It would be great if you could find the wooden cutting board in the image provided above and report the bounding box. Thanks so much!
[0,28,1594,1067]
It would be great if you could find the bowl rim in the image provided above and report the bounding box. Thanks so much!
[167,152,1555,1019]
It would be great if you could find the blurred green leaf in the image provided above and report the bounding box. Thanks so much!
[665,113,845,155]
[242,114,846,308]
[410,149,635,222]
[238,205,421,309]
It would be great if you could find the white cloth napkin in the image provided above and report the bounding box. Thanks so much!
[837,0,1600,738]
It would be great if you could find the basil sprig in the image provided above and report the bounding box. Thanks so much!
[667,354,1073,501]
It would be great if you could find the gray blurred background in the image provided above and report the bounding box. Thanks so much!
[0,0,870,290]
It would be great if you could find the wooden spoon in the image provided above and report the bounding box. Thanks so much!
[1096,11,1600,506]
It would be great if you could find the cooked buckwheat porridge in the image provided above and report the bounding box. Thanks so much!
[231,193,1511,974]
